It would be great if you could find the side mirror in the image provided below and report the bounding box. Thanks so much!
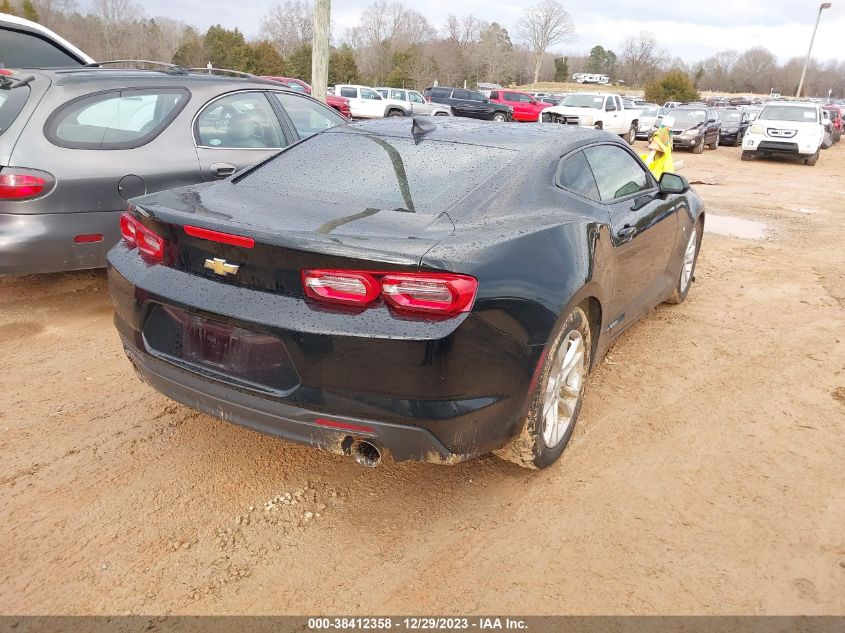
[659,172,689,195]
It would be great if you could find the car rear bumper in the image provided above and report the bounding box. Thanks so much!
[107,246,539,463]
[0,210,121,275]
[120,340,465,464]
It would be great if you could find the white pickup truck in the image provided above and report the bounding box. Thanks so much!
[540,92,641,144]
[331,84,410,119]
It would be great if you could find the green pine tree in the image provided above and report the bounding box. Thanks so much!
[22,0,39,22]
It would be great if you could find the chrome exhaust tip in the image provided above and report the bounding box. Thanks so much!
[352,440,382,468]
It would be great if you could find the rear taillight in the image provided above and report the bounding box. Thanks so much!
[381,273,476,315]
[120,211,164,263]
[302,270,381,306]
[301,269,477,316]
[0,171,52,201]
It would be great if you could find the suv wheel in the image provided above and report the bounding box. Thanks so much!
[492,112,507,122]
[708,134,719,150]
[741,151,753,161]
[805,149,820,166]
[693,136,705,154]
[626,123,636,145]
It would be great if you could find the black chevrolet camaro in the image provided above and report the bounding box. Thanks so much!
[107,118,705,469]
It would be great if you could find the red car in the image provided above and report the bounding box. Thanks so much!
[488,90,550,122]
[261,76,351,118]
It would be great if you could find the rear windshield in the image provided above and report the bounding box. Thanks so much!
[0,86,30,137]
[0,28,83,68]
[238,131,516,214]
[669,109,706,126]
[760,105,817,122]
[719,111,742,123]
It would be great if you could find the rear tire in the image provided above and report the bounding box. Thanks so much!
[693,136,705,154]
[434,111,448,116]
[666,220,702,305]
[495,307,591,470]
[492,112,507,122]
[625,123,637,145]
[387,109,403,117]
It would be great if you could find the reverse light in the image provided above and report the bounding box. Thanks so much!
[302,270,478,316]
[119,211,164,263]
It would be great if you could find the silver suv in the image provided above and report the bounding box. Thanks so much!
[0,66,347,274]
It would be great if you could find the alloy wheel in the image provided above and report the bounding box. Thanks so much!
[680,225,698,293]
[542,330,586,448]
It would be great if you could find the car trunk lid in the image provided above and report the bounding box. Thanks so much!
[132,183,455,295]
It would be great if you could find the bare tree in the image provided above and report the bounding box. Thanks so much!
[619,31,667,86]
[91,0,143,59]
[260,0,313,57]
[515,0,575,84]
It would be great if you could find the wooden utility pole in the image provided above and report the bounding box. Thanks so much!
[311,0,331,102]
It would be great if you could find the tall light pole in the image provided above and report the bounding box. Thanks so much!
[311,0,331,102]
[796,2,832,98]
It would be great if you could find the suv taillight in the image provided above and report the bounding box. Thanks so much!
[0,169,55,201]
[302,269,477,316]
[120,211,164,263]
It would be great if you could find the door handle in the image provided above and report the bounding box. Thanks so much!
[210,162,236,178]
[617,225,637,242]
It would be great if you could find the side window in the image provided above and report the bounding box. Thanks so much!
[340,87,357,99]
[195,92,285,149]
[273,92,347,140]
[391,90,407,101]
[490,91,500,100]
[605,98,616,111]
[583,145,653,201]
[503,92,516,101]
[557,151,600,201]
[376,89,388,98]
[469,91,486,101]
[453,90,471,100]
[360,88,380,100]
[46,88,188,150]
[409,92,425,104]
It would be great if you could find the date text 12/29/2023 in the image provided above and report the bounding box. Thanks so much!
[307,617,527,630]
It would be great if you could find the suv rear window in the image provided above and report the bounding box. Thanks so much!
[0,86,30,137]
[0,29,82,68]
[427,87,451,98]
[45,88,189,149]
[237,130,516,215]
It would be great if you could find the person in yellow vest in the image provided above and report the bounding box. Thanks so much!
[641,125,674,179]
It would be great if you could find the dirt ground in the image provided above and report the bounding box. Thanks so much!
[1,141,844,616]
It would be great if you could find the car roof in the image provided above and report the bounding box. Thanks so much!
[331,117,617,152]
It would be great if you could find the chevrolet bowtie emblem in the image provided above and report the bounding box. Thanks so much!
[204,257,239,276]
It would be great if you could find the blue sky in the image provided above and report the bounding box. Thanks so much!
[144,0,845,63]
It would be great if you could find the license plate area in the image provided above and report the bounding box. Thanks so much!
[142,305,300,394]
